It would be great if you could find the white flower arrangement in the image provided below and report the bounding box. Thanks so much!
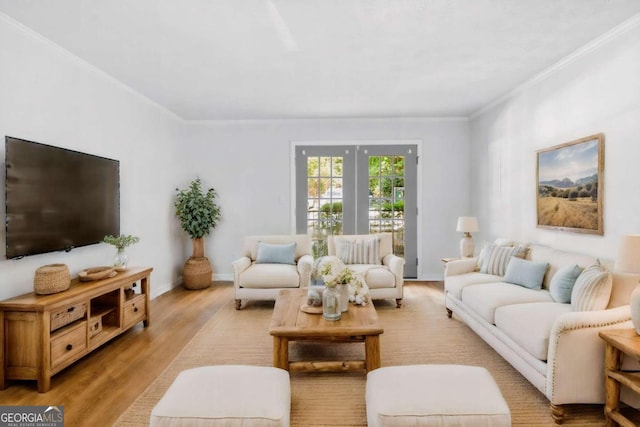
[314,256,370,306]
[346,273,370,306]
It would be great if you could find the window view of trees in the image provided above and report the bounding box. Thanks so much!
[306,154,406,258]
[307,156,343,257]
[369,156,405,256]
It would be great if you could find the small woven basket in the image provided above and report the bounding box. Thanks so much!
[34,264,71,295]
[182,257,212,290]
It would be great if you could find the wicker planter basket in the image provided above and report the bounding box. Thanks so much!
[34,264,71,295]
[183,257,212,290]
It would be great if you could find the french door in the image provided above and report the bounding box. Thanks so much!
[295,144,417,278]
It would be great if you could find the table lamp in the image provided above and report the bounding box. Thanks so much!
[456,216,479,258]
[616,234,640,334]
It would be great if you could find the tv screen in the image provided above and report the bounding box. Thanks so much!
[5,137,120,259]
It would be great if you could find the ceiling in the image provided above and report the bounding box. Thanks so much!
[2,1,640,120]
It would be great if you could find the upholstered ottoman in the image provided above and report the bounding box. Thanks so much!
[366,365,510,427]
[150,365,291,427]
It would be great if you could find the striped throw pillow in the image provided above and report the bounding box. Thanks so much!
[571,260,612,311]
[335,236,381,265]
[476,241,492,270]
[479,244,527,276]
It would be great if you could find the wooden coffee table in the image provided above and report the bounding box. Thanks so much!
[269,288,383,373]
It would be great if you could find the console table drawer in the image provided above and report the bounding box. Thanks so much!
[123,295,146,328]
[51,302,87,331]
[51,321,87,369]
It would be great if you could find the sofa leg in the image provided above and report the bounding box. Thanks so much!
[235,299,242,310]
[550,403,565,424]
[395,298,402,308]
[446,308,452,318]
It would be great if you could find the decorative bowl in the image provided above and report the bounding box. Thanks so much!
[79,266,117,282]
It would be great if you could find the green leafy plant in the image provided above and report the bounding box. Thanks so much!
[103,234,140,250]
[175,178,222,239]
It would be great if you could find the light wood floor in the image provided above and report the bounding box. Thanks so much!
[0,282,235,427]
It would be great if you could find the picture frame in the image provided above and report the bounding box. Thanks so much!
[536,133,604,235]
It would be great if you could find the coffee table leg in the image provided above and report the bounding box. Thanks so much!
[365,335,381,372]
[273,336,289,370]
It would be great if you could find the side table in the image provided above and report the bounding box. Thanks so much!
[598,328,640,427]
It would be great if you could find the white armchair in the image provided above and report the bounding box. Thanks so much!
[232,234,313,309]
[328,233,405,307]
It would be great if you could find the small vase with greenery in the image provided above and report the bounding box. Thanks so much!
[175,178,222,289]
[103,234,140,271]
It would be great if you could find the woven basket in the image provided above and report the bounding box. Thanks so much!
[34,264,71,295]
[183,257,212,290]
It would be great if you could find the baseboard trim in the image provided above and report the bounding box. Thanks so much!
[150,280,182,299]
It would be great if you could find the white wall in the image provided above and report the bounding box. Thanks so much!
[186,118,470,280]
[469,19,640,259]
[0,15,186,300]
[8,8,636,294]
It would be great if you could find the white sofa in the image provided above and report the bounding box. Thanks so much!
[232,235,313,309]
[328,233,405,307]
[444,242,639,424]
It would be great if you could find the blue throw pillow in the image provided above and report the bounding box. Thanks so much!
[549,264,583,303]
[255,242,296,264]
[502,256,549,290]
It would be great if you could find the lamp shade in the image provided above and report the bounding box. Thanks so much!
[615,234,640,274]
[456,216,479,233]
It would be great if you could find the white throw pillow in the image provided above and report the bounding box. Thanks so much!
[477,239,527,270]
[571,260,612,311]
[479,244,527,276]
[476,241,491,270]
[335,236,381,265]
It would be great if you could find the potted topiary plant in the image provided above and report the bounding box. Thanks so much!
[175,178,222,289]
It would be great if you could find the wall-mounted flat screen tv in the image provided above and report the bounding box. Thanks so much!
[5,136,120,259]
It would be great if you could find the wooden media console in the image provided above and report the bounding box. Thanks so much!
[0,267,152,392]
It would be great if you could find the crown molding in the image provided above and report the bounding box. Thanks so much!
[470,12,640,120]
[0,12,184,123]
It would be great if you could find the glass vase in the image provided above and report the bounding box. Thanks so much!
[322,286,341,321]
[307,278,325,307]
[114,248,129,271]
[337,284,349,312]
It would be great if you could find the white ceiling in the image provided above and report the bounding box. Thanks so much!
[2,1,640,120]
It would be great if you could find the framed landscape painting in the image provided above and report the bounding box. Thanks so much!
[536,133,604,235]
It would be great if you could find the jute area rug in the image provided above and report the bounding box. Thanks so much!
[115,283,607,426]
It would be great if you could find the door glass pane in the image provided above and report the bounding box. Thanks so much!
[369,156,380,174]
[308,156,344,257]
[331,158,343,177]
[368,155,405,257]
[307,157,319,177]
[393,156,404,175]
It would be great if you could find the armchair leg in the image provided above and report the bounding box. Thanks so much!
[446,308,452,318]
[235,299,242,310]
[550,403,565,424]
[395,298,402,308]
